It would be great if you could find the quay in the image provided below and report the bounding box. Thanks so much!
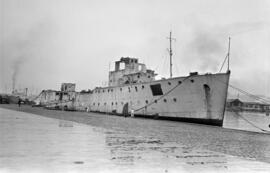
[0,104,270,172]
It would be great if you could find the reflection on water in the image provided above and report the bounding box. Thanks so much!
[1,107,270,172]
[223,111,270,133]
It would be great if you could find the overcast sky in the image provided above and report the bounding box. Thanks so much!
[1,0,269,97]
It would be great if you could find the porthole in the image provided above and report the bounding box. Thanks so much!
[142,85,145,89]
[103,90,105,92]
[168,82,171,85]
[146,100,149,104]
[98,103,100,106]
[154,100,157,103]
[120,88,122,91]
[108,89,110,92]
[178,81,182,84]
[93,103,95,105]
[115,102,117,105]
[111,89,113,92]
[112,102,113,105]
[190,79,194,83]
[173,98,177,102]
[135,86,138,92]
[164,99,167,103]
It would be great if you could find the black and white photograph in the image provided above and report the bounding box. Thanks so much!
[0,0,270,172]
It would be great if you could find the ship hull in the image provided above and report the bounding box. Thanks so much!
[89,72,230,126]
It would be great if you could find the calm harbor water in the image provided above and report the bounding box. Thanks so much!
[223,111,270,133]
[0,106,270,172]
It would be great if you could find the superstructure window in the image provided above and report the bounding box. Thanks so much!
[150,84,163,96]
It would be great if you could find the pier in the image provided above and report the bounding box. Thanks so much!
[1,104,270,172]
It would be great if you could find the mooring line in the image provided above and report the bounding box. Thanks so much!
[134,75,192,112]
[232,110,270,133]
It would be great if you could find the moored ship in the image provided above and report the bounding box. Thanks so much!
[34,32,231,126]
[90,56,230,126]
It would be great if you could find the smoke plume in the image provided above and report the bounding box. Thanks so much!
[12,57,27,92]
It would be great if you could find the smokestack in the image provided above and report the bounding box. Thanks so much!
[25,88,28,97]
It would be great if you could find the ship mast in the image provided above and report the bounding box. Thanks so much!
[167,31,175,78]
[227,37,231,72]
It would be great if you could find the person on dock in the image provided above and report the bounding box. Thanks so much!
[18,98,21,107]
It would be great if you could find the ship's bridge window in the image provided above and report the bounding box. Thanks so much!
[150,84,163,96]
[138,65,142,71]
[120,62,125,70]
